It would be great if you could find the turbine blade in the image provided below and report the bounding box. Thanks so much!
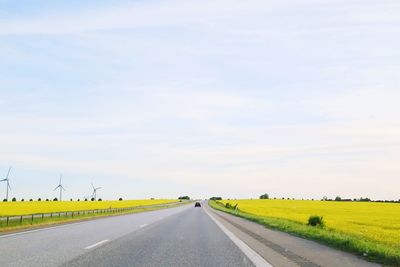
[0,178,6,182]
[5,166,12,179]
[54,185,60,191]
[91,183,95,190]
[61,186,66,191]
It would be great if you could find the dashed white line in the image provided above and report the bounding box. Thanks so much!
[85,239,109,250]
[139,223,148,228]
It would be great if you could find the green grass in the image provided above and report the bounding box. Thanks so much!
[209,200,400,266]
[0,202,189,233]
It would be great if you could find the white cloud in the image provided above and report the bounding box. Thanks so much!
[0,0,400,200]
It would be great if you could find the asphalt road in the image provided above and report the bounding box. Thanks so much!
[0,203,254,267]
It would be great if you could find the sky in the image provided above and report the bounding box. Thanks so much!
[0,0,399,201]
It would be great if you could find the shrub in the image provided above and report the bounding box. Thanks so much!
[210,197,222,200]
[335,196,342,201]
[21,199,24,202]
[77,199,80,201]
[259,193,269,199]
[38,198,41,201]
[84,198,88,201]
[3,199,7,202]
[53,198,58,201]
[98,198,102,201]
[119,198,123,201]
[45,198,49,201]
[29,199,33,201]
[178,196,190,200]
[70,198,73,201]
[308,215,324,227]
[91,197,95,201]
[12,197,16,202]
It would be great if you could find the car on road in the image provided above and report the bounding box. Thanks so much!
[194,202,201,207]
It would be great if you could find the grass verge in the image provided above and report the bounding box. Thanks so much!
[0,202,189,234]
[209,200,399,266]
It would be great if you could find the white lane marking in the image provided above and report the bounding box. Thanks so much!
[139,223,148,228]
[203,208,273,267]
[85,239,109,250]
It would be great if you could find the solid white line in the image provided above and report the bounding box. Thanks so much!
[203,208,273,267]
[139,223,148,228]
[84,239,109,250]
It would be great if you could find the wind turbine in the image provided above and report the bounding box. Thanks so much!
[0,166,12,201]
[91,183,101,200]
[54,174,66,201]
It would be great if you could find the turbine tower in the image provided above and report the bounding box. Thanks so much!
[54,174,66,201]
[0,166,12,201]
[91,183,101,200]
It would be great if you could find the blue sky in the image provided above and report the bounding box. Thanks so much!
[0,0,400,200]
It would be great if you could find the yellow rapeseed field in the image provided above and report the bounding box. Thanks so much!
[222,199,400,248]
[0,199,177,216]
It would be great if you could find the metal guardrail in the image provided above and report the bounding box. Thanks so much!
[0,202,182,227]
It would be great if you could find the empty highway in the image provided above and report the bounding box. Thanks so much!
[0,202,379,267]
[0,203,255,267]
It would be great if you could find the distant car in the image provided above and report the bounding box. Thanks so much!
[194,202,201,207]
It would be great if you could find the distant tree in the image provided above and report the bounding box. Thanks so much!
[150,198,154,200]
[322,196,328,201]
[53,197,58,201]
[29,199,33,201]
[359,197,371,202]
[46,198,49,201]
[21,198,24,202]
[70,198,73,201]
[38,198,41,201]
[210,197,222,201]
[84,198,88,201]
[178,196,190,200]
[98,198,102,201]
[12,197,16,202]
[335,196,342,201]
[3,199,7,202]
[77,199,80,201]
[119,198,123,201]
[259,193,269,199]
[91,197,95,201]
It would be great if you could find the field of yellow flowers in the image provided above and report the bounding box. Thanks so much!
[0,199,177,216]
[222,199,400,248]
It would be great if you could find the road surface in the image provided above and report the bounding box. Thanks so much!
[0,203,254,267]
[0,202,380,267]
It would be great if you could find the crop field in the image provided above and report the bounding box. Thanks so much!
[216,199,400,265]
[0,199,178,216]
